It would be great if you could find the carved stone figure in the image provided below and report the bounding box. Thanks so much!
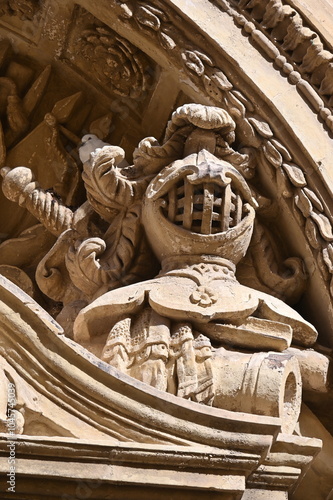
[1,103,320,439]
[1,1,333,498]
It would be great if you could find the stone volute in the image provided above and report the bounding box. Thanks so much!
[0,3,331,492]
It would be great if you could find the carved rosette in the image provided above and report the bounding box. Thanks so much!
[65,7,155,99]
[81,27,152,98]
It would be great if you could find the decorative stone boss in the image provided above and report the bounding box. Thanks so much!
[1,104,319,435]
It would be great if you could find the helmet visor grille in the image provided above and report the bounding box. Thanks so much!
[162,177,245,235]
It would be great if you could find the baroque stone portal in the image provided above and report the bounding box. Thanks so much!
[0,1,333,499]
[0,101,328,492]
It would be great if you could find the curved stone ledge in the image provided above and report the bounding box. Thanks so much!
[0,275,280,449]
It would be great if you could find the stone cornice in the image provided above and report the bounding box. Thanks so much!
[212,0,333,134]
[0,275,280,448]
[0,276,322,498]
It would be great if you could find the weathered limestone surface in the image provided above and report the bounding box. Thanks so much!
[0,1,332,499]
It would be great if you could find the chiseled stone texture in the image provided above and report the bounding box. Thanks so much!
[0,1,332,499]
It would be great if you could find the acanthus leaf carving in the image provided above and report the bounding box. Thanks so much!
[3,102,318,440]
[112,0,333,299]
[0,0,331,318]
[1,0,332,310]
[66,237,109,297]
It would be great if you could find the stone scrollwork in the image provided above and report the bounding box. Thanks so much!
[114,0,333,303]
[1,103,327,439]
[237,222,307,304]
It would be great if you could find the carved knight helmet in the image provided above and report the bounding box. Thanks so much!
[142,149,258,265]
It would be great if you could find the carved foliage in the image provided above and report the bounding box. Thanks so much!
[217,0,333,129]
[118,1,177,50]
[65,7,155,99]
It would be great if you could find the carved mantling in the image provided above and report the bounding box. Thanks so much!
[77,0,333,343]
[0,1,332,499]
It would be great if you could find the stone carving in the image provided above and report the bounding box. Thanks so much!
[116,0,333,315]
[118,1,176,50]
[117,0,333,135]
[185,41,333,302]
[217,0,333,128]
[236,223,307,304]
[115,0,333,304]
[1,98,331,441]
[2,102,317,435]
[0,1,331,495]
[1,165,74,235]
[66,103,319,434]
[0,104,305,307]
[65,7,155,99]
[1,128,158,328]
[0,40,120,305]
[0,41,50,161]
[0,0,40,20]
[0,273,324,500]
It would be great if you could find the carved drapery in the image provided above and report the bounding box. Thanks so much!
[0,1,333,499]
[0,103,323,439]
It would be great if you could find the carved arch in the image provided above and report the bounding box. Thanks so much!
[1,2,333,499]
